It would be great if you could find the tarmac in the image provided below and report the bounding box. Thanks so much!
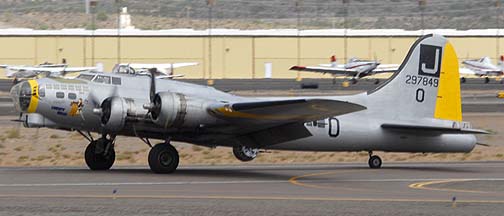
[0,162,504,215]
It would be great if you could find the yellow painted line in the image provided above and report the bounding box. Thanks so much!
[0,193,504,204]
[409,179,489,194]
[288,170,378,192]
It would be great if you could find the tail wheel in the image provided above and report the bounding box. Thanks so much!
[460,77,466,83]
[368,155,382,169]
[485,77,490,84]
[85,140,115,170]
[148,143,179,174]
[374,79,380,85]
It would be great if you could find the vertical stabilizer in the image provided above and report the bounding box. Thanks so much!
[368,34,462,121]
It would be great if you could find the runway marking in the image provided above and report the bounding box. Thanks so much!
[1,193,504,204]
[288,170,379,192]
[409,178,504,194]
[0,180,289,187]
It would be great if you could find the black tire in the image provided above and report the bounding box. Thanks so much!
[374,79,380,85]
[351,79,358,85]
[85,141,115,170]
[485,77,490,84]
[460,77,466,83]
[368,155,382,169]
[233,146,257,162]
[148,143,179,174]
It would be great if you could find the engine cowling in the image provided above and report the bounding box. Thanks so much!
[100,96,127,131]
[150,92,211,129]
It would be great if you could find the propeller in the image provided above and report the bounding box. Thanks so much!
[143,68,161,119]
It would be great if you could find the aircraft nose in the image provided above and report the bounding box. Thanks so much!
[9,80,32,112]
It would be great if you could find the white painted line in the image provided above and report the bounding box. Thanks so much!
[0,178,503,188]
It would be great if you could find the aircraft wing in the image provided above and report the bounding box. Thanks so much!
[290,66,359,76]
[129,63,198,70]
[459,67,503,76]
[210,98,366,124]
[373,64,399,73]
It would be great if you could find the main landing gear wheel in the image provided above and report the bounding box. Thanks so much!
[148,143,179,174]
[233,145,258,162]
[85,138,115,170]
[368,155,382,169]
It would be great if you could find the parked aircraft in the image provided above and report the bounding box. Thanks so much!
[112,63,198,79]
[290,56,399,84]
[1,63,97,80]
[10,34,486,174]
[460,56,504,83]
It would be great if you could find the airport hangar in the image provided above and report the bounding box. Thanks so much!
[0,28,503,79]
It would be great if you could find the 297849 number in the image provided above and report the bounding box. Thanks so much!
[405,75,438,87]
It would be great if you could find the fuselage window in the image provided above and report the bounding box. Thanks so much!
[305,122,313,127]
[39,85,45,97]
[112,77,122,85]
[68,93,77,100]
[94,75,111,84]
[316,119,327,128]
[56,92,65,99]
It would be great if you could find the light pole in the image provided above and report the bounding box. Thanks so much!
[419,0,426,35]
[116,0,121,65]
[497,0,501,60]
[343,0,348,63]
[90,0,97,66]
[207,0,215,83]
[296,0,302,81]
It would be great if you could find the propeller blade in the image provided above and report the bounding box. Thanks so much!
[149,68,157,104]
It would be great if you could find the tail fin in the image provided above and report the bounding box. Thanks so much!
[369,34,462,121]
[498,55,504,69]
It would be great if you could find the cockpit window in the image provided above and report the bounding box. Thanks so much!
[19,82,32,111]
[39,85,45,97]
[77,74,95,81]
[94,75,111,84]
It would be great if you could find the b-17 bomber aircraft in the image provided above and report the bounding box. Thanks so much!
[290,56,399,85]
[10,34,486,173]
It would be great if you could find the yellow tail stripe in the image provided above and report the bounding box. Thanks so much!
[27,80,39,113]
[434,42,462,121]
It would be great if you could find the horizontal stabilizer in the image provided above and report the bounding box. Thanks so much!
[381,123,489,134]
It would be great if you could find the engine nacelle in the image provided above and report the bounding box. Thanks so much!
[151,92,212,129]
[100,96,128,131]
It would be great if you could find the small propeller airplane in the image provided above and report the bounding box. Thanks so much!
[112,62,198,79]
[1,63,97,80]
[10,34,486,174]
[290,55,399,85]
[460,56,504,83]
